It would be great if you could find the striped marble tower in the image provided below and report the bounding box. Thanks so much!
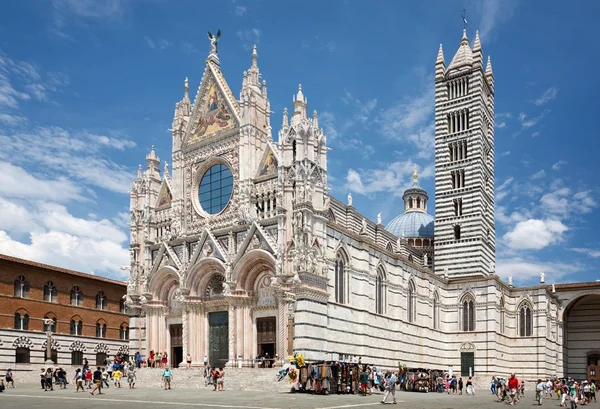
[433,29,496,278]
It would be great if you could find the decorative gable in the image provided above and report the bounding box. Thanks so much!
[184,62,240,147]
[256,144,278,178]
[156,179,173,208]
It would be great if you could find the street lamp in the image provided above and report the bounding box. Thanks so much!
[43,318,54,368]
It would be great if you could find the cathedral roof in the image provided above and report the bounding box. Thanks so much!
[447,29,473,72]
[385,212,434,239]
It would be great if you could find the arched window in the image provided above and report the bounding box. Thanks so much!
[43,315,57,333]
[71,351,84,365]
[44,281,58,303]
[416,197,421,209]
[14,275,30,298]
[334,253,346,304]
[407,281,416,322]
[409,197,413,208]
[433,292,440,329]
[15,347,30,363]
[96,291,107,310]
[70,318,83,336]
[454,225,461,240]
[120,298,127,314]
[499,297,505,334]
[96,321,107,338]
[375,269,386,315]
[462,297,475,331]
[70,286,83,306]
[14,311,29,330]
[519,302,533,337]
[120,323,129,340]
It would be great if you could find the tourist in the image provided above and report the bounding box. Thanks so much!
[508,373,519,405]
[57,368,67,389]
[155,352,162,368]
[381,372,398,405]
[90,367,103,395]
[204,355,209,367]
[217,367,225,391]
[590,380,596,403]
[490,376,496,395]
[45,368,53,391]
[186,353,192,369]
[546,378,553,399]
[360,367,369,395]
[85,368,93,388]
[458,377,463,395]
[73,369,84,392]
[127,366,136,389]
[113,367,122,388]
[162,352,168,368]
[101,368,110,388]
[560,381,569,407]
[162,367,172,390]
[211,367,219,391]
[149,350,155,368]
[465,376,474,396]
[5,369,14,388]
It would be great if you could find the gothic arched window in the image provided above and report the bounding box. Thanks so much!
[96,321,107,338]
[14,311,29,330]
[14,276,30,298]
[462,297,475,331]
[70,318,83,336]
[519,302,533,337]
[407,281,416,323]
[120,323,129,340]
[96,291,107,310]
[334,253,346,304]
[70,286,83,306]
[375,269,385,315]
[44,281,58,303]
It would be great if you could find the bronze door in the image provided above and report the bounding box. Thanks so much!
[208,311,228,368]
[257,316,276,358]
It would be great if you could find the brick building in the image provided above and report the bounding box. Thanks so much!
[0,254,130,370]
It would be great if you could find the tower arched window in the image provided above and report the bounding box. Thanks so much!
[70,318,83,336]
[375,269,386,315]
[433,292,440,330]
[519,302,533,337]
[409,197,413,209]
[461,297,475,331]
[416,197,421,209]
[120,323,129,340]
[407,281,416,323]
[14,311,29,330]
[44,281,58,303]
[334,253,346,304]
[96,291,107,310]
[96,321,107,338]
[14,276,30,298]
[499,297,505,334]
[70,286,83,306]
[454,225,461,240]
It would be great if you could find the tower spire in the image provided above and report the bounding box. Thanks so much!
[183,77,189,101]
[435,44,446,80]
[472,30,482,69]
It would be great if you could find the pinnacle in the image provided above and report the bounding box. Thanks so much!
[486,55,493,74]
[436,43,445,64]
[473,30,481,51]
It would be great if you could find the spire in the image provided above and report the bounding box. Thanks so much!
[447,29,473,72]
[486,55,493,75]
[413,166,419,180]
[436,44,445,65]
[472,30,483,69]
[183,77,189,101]
[435,44,446,80]
[473,30,481,51]
[164,161,169,176]
[282,107,289,128]
[244,45,260,88]
[262,79,267,97]
[252,44,257,68]
[146,145,160,170]
[313,110,319,130]
[403,168,428,213]
[291,84,308,124]
[137,164,143,180]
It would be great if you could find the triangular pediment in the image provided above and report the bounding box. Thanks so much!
[233,221,276,265]
[156,179,173,208]
[189,227,229,266]
[184,61,240,147]
[150,243,182,275]
[256,143,278,179]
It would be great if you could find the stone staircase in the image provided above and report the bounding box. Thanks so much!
[133,367,292,392]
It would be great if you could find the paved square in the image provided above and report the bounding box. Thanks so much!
[0,385,570,409]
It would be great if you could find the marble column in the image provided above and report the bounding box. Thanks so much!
[181,304,188,365]
[228,303,235,364]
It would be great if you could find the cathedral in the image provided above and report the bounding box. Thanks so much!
[126,29,600,380]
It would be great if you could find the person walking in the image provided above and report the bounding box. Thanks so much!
[127,366,136,389]
[536,378,545,405]
[5,369,14,388]
[217,367,225,391]
[508,373,519,406]
[458,377,463,395]
[44,368,53,391]
[381,372,398,405]
[162,367,172,390]
[466,377,474,396]
[186,354,192,369]
[113,367,122,388]
[90,367,103,396]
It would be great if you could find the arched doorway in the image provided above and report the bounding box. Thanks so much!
[563,294,600,379]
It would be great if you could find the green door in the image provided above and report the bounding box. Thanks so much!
[461,352,474,376]
[208,311,229,368]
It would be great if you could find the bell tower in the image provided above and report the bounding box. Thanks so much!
[433,30,496,277]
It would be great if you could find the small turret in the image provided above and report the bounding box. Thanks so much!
[146,145,160,173]
[291,84,308,125]
[282,107,289,128]
[137,164,143,180]
[486,56,495,92]
[313,110,319,130]
[472,30,482,69]
[435,44,445,81]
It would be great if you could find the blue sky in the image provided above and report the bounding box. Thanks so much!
[0,0,599,285]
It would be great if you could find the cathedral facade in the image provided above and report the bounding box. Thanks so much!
[126,30,600,380]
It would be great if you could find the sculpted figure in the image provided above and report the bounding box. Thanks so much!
[347,192,353,206]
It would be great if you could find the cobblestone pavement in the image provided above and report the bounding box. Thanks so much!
[0,385,574,409]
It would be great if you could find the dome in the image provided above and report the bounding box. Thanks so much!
[385,212,434,238]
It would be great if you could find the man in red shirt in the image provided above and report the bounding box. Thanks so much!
[508,373,519,405]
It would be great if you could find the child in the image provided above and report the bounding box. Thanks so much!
[127,367,136,389]
[113,368,122,388]
[162,367,172,390]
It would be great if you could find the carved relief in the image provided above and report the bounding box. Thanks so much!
[13,335,34,349]
[94,343,111,354]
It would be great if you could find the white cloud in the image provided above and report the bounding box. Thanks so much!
[0,162,85,202]
[519,110,549,128]
[503,219,568,250]
[51,0,123,39]
[571,248,600,258]
[532,131,540,138]
[495,206,529,225]
[235,5,247,16]
[534,86,558,106]
[531,169,546,180]
[0,73,30,108]
[540,187,595,217]
[144,37,171,50]
[496,256,578,283]
[319,111,339,140]
[0,113,27,126]
[476,0,518,41]
[87,132,136,150]
[236,28,261,50]
[497,122,506,129]
[345,161,434,197]
[181,42,198,55]
[341,90,378,123]
[498,150,511,157]
[552,160,567,170]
